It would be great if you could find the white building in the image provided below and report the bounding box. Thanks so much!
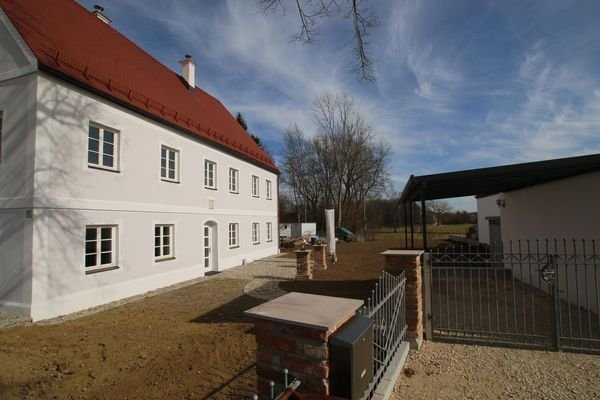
[0,0,279,320]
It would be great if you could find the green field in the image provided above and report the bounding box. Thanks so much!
[374,224,474,243]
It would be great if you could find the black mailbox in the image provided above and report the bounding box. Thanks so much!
[329,315,373,400]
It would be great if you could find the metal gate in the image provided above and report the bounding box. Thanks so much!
[425,239,600,353]
[358,271,407,399]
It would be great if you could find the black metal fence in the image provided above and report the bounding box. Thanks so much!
[425,239,600,353]
[358,271,407,399]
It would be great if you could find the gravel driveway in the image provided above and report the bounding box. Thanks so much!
[391,341,600,400]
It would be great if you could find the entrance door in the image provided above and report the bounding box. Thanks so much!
[204,225,212,270]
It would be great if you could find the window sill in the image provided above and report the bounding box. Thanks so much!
[229,191,239,194]
[88,165,120,173]
[155,256,176,263]
[229,245,240,249]
[267,198,272,200]
[253,242,261,246]
[252,195,260,198]
[85,265,119,275]
[161,178,180,184]
[267,240,273,243]
[205,186,218,191]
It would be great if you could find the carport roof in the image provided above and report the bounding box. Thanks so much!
[400,153,600,203]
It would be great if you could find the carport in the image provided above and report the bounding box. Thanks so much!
[400,153,600,250]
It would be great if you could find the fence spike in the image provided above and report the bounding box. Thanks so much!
[270,380,275,399]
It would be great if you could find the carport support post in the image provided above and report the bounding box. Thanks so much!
[421,195,427,251]
[410,202,415,249]
[382,250,424,350]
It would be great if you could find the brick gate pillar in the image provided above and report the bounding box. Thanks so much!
[381,250,424,350]
[295,250,312,280]
[245,292,363,399]
[312,244,328,271]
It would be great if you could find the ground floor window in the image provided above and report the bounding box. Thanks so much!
[266,222,273,242]
[155,224,174,260]
[252,222,260,244]
[85,225,117,272]
[229,223,238,248]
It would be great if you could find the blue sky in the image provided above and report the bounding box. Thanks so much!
[78,0,600,211]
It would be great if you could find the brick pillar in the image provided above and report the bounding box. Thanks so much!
[312,244,328,271]
[381,250,424,350]
[245,292,363,399]
[295,250,312,280]
[253,319,330,397]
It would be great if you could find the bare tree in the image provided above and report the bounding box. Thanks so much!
[428,200,452,226]
[281,91,390,234]
[259,0,378,81]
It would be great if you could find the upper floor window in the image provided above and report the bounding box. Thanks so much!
[205,160,217,189]
[88,123,119,171]
[155,224,174,260]
[267,222,273,242]
[252,222,260,244]
[229,168,239,193]
[229,223,239,248]
[252,175,259,197]
[266,180,272,200]
[161,146,179,182]
[85,225,117,273]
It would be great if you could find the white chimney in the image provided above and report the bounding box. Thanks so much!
[92,5,111,24]
[179,55,196,90]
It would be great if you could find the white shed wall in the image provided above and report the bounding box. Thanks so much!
[501,171,600,245]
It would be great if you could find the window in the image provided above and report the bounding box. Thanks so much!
[229,168,238,193]
[252,222,260,244]
[161,146,179,182]
[266,180,272,200]
[228,223,239,248]
[85,225,117,272]
[252,175,259,197]
[88,123,119,170]
[155,224,174,260]
[267,222,273,242]
[205,160,217,189]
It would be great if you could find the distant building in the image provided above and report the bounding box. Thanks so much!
[279,223,317,239]
[0,0,278,320]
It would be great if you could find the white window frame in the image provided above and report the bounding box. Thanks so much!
[205,160,217,189]
[266,180,272,200]
[84,225,118,273]
[252,222,260,245]
[267,222,273,242]
[229,168,239,193]
[155,224,175,261]
[252,175,260,197]
[160,145,180,182]
[228,223,239,248]
[88,122,119,171]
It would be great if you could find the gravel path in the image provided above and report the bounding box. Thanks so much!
[391,341,600,400]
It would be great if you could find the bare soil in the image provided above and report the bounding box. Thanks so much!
[0,238,396,400]
[2,231,598,400]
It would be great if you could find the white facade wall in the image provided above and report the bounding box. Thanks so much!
[0,66,38,314]
[500,171,600,245]
[476,195,501,244]
[500,172,600,313]
[1,69,278,320]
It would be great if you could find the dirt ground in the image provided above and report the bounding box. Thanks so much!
[2,230,598,400]
[0,238,397,400]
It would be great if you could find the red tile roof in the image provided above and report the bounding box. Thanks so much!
[0,0,277,172]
